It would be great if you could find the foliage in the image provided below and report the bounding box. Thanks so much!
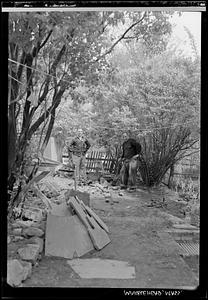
[129,11,173,55]
[8,11,175,215]
[8,10,201,218]
[54,11,175,150]
[62,32,200,186]
[8,11,117,212]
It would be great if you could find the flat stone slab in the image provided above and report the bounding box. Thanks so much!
[12,220,35,228]
[164,229,199,236]
[7,259,32,286]
[7,259,25,286]
[67,258,136,279]
[12,228,22,236]
[45,214,94,259]
[22,208,44,222]
[22,227,44,237]
[50,202,73,217]
[27,237,44,253]
[17,244,40,263]
[172,223,199,230]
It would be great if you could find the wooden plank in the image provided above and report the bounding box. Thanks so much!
[86,152,90,169]
[85,150,116,173]
[93,152,97,170]
[74,195,109,233]
[33,171,51,183]
[16,170,50,204]
[90,153,94,170]
[69,197,110,250]
[104,157,108,171]
[106,155,112,171]
[92,151,97,170]
[33,183,54,210]
[45,214,94,258]
[87,151,93,170]
[80,201,109,233]
[92,151,96,170]
[44,181,60,196]
[69,197,92,229]
[85,215,111,250]
[90,152,94,171]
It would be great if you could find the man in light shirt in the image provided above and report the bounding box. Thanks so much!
[67,128,91,184]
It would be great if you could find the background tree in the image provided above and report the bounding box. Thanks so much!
[8,10,179,214]
[8,11,123,211]
[96,42,200,186]
[55,21,200,187]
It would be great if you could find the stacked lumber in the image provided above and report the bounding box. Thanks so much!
[45,190,110,259]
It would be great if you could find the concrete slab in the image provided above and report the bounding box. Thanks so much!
[45,214,94,259]
[50,202,73,217]
[67,258,136,279]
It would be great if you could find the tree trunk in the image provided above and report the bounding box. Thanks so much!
[167,164,175,189]
[40,88,66,155]
[8,114,17,179]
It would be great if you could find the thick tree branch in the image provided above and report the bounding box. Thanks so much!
[17,51,27,81]
[29,43,67,120]
[23,30,66,125]
[28,86,65,140]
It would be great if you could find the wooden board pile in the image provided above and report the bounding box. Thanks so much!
[45,190,111,259]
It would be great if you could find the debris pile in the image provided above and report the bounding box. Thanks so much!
[8,175,112,286]
[7,218,46,287]
[7,174,69,287]
[45,189,111,259]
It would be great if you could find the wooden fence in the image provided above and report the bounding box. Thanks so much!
[62,151,200,179]
[172,172,199,180]
[174,161,200,180]
[62,151,116,173]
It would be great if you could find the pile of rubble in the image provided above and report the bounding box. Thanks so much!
[7,175,112,287]
[75,178,124,204]
[7,218,46,287]
[7,177,67,287]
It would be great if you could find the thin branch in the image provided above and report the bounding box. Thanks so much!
[174,150,200,164]
[9,90,27,106]
[95,12,147,62]
[39,29,53,50]
[180,139,199,151]
[8,74,23,86]
[123,36,142,40]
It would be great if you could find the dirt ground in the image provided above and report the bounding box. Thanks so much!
[15,176,199,289]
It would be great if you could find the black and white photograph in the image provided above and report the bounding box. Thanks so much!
[2,1,205,295]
